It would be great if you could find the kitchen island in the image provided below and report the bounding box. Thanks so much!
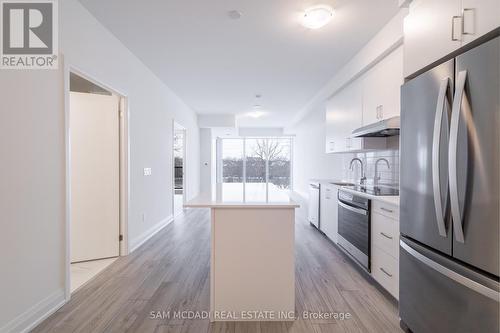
[185,183,299,321]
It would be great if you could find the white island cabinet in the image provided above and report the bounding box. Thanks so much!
[185,183,299,322]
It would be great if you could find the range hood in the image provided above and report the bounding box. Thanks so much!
[352,116,400,138]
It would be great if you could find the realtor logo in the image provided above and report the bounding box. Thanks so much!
[1,0,58,69]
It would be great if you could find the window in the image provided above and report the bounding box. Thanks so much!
[221,139,244,183]
[217,137,293,192]
[267,138,292,190]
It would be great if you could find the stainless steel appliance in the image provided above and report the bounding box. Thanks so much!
[337,190,370,271]
[352,116,400,137]
[308,181,320,229]
[400,35,499,333]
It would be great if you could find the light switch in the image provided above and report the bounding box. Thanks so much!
[143,168,152,176]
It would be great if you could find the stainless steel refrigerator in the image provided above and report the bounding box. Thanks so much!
[399,35,499,333]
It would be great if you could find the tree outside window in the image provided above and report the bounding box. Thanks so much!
[220,137,292,191]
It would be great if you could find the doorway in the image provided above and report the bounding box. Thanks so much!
[67,71,128,294]
[173,122,186,216]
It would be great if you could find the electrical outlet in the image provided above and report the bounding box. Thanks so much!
[144,168,152,176]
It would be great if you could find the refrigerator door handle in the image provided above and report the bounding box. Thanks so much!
[449,70,467,243]
[400,240,499,302]
[432,78,451,237]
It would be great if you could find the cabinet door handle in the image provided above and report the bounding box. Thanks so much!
[376,105,383,120]
[380,232,393,240]
[380,267,393,277]
[380,207,394,213]
[462,8,475,35]
[451,15,462,41]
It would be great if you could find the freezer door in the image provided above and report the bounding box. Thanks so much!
[451,36,499,276]
[400,238,499,333]
[400,59,454,255]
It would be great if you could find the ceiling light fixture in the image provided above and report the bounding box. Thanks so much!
[301,5,334,29]
[248,110,266,118]
[247,104,267,118]
[228,10,242,20]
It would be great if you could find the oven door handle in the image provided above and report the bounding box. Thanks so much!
[338,201,368,216]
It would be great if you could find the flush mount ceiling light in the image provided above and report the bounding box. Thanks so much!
[228,10,242,20]
[248,106,267,118]
[301,5,334,29]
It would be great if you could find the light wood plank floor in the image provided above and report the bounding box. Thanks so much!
[33,208,401,333]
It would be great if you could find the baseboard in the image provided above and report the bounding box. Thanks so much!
[0,289,65,333]
[129,215,173,253]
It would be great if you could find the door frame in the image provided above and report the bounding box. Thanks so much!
[63,63,130,301]
[172,120,187,217]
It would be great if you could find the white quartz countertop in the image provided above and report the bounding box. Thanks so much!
[185,183,300,208]
[309,179,400,206]
[338,187,400,206]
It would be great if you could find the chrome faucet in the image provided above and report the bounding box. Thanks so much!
[350,158,366,186]
[374,158,390,186]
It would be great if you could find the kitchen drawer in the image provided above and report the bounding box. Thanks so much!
[372,212,399,259]
[372,246,399,299]
[372,200,399,220]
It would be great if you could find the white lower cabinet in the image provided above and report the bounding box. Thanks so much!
[371,202,400,299]
[372,212,399,257]
[320,184,339,243]
[372,246,399,298]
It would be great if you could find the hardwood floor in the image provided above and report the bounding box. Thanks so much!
[33,208,401,333]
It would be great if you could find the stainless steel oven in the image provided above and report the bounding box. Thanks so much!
[337,190,370,271]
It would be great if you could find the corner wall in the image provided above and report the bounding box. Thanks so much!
[0,0,200,330]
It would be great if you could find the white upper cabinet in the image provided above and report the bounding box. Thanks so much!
[404,0,462,77]
[325,80,363,153]
[404,0,500,77]
[325,46,403,154]
[362,46,404,125]
[461,0,500,44]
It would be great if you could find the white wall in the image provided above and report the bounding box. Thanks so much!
[198,114,236,128]
[0,0,200,330]
[199,128,213,194]
[0,69,65,332]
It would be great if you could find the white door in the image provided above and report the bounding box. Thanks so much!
[70,92,120,263]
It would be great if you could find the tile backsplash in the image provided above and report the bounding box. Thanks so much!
[341,148,400,188]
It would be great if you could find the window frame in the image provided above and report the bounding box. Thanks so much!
[216,136,294,192]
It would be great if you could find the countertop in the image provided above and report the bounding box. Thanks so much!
[309,179,400,206]
[337,187,400,206]
[185,183,300,208]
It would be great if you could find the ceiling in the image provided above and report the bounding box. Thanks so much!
[78,0,399,127]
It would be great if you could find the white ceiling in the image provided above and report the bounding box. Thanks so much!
[78,0,399,127]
